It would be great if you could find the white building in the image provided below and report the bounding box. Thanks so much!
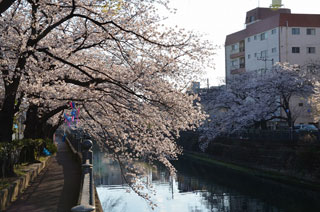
[225,7,320,125]
[225,7,320,83]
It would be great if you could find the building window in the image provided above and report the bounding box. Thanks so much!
[249,16,255,23]
[260,32,266,40]
[239,41,245,52]
[231,60,238,67]
[260,50,268,58]
[247,37,251,42]
[292,28,300,35]
[254,52,257,57]
[271,29,277,34]
[307,28,316,35]
[298,103,303,107]
[231,44,238,51]
[272,47,277,53]
[240,57,245,64]
[254,35,257,40]
[292,47,300,53]
[307,47,316,54]
[248,54,251,59]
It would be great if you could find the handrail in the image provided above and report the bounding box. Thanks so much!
[70,138,95,212]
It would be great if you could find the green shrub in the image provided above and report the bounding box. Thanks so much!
[43,139,57,155]
[0,140,23,177]
[0,138,57,177]
[14,138,57,163]
[16,139,41,162]
[1,138,57,164]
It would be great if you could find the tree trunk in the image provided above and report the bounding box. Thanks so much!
[0,78,20,142]
[43,122,63,140]
[0,109,14,142]
[287,115,293,128]
[0,56,25,142]
[24,104,67,139]
[0,0,17,15]
[254,120,267,130]
[24,105,42,139]
[261,120,267,129]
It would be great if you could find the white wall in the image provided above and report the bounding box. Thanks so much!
[225,44,240,81]
[226,27,281,82]
[279,26,320,66]
[279,26,320,124]
[245,27,280,73]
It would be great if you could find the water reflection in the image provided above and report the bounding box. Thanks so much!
[93,152,320,212]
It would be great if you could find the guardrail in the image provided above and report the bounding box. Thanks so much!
[71,139,95,212]
[65,127,96,212]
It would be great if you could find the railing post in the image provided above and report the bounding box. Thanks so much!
[71,139,95,212]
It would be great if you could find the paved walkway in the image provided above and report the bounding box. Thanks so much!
[6,136,81,212]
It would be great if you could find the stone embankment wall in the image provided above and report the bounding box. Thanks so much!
[178,132,320,184]
[0,157,50,211]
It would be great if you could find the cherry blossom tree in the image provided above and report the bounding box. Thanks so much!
[0,0,16,15]
[23,102,68,139]
[0,0,213,200]
[304,63,320,122]
[199,63,315,149]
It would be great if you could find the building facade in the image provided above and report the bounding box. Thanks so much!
[225,7,320,125]
[226,8,320,81]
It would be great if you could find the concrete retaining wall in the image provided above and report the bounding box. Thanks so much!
[205,141,320,183]
[178,132,320,184]
[0,157,50,211]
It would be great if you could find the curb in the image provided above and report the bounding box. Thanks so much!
[0,156,51,211]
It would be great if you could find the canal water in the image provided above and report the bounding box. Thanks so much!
[93,152,320,212]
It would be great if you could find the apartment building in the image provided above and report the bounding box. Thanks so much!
[226,7,320,80]
[225,7,320,125]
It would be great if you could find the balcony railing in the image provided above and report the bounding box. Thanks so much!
[230,51,245,59]
[230,68,245,75]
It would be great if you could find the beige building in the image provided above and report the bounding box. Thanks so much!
[225,7,320,125]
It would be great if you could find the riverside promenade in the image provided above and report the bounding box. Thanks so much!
[6,135,81,212]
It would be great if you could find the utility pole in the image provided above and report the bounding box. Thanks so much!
[257,56,274,72]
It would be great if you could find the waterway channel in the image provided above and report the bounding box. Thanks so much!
[93,151,320,212]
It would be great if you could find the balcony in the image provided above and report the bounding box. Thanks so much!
[230,51,245,59]
[231,68,245,75]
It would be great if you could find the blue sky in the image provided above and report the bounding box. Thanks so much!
[162,0,320,86]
